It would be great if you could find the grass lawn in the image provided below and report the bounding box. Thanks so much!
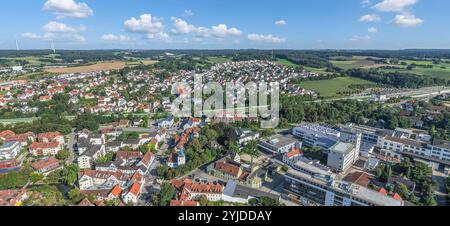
[299,77,376,98]
[207,57,231,64]
[275,58,299,68]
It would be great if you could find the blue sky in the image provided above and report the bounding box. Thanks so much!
[0,0,449,49]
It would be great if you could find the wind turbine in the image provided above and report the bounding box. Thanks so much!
[15,37,20,51]
[51,40,56,54]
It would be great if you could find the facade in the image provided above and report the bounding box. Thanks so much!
[31,157,61,174]
[29,142,61,156]
[283,168,403,206]
[235,128,260,147]
[0,141,22,160]
[327,142,357,172]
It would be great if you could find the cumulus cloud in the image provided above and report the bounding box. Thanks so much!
[101,34,133,42]
[359,14,381,22]
[275,20,287,26]
[22,21,86,43]
[171,17,197,34]
[43,0,93,19]
[123,14,171,42]
[373,0,418,12]
[43,21,86,33]
[124,14,165,34]
[394,13,424,27]
[210,24,242,38]
[368,27,378,33]
[247,34,286,43]
[170,17,242,39]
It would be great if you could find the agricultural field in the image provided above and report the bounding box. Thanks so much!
[275,58,299,68]
[0,54,63,66]
[379,59,450,79]
[330,56,377,70]
[299,76,376,98]
[44,61,127,74]
[207,56,231,64]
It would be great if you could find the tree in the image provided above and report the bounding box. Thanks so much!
[199,195,208,206]
[394,183,410,201]
[61,164,79,185]
[56,149,70,161]
[29,173,44,184]
[68,188,85,204]
[242,141,259,168]
[159,183,176,206]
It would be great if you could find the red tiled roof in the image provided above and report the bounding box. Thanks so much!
[392,193,403,201]
[215,162,240,177]
[286,148,302,159]
[0,130,15,139]
[31,157,60,171]
[128,183,141,196]
[378,188,388,195]
[170,200,199,206]
[29,142,59,150]
[109,185,122,197]
[38,132,63,141]
[116,151,142,160]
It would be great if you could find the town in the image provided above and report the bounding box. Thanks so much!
[0,49,449,207]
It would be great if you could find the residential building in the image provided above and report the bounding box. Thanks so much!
[0,141,22,160]
[31,157,61,174]
[29,142,61,156]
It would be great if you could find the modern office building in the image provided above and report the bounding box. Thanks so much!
[283,167,403,206]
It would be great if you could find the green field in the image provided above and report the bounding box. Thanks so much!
[207,57,231,64]
[0,54,63,66]
[275,58,299,68]
[380,60,450,79]
[299,77,376,98]
[331,59,376,70]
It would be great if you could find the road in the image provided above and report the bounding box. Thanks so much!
[66,129,77,164]
[432,169,449,206]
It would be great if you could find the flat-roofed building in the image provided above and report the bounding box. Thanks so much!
[283,168,403,206]
[258,135,299,154]
[327,142,357,172]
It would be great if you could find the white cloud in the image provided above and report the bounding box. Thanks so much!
[350,35,371,42]
[210,24,242,38]
[170,18,242,39]
[43,0,93,19]
[171,17,197,34]
[373,0,418,12]
[361,0,372,7]
[247,34,286,43]
[23,21,86,43]
[275,20,287,26]
[184,9,194,17]
[394,13,424,27]
[124,14,165,34]
[101,34,133,42]
[43,21,86,33]
[359,14,381,22]
[368,27,378,33]
[22,32,42,39]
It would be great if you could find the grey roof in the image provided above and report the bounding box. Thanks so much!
[123,139,140,145]
[106,141,122,148]
[83,145,103,158]
[224,180,279,200]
